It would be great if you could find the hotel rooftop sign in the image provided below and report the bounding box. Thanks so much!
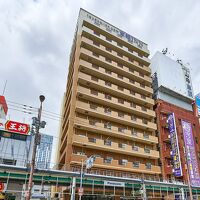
[79,9,148,52]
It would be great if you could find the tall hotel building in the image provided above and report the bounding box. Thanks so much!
[58,9,161,180]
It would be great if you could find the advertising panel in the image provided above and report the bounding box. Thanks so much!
[167,113,182,177]
[0,119,30,135]
[195,93,200,115]
[182,120,200,186]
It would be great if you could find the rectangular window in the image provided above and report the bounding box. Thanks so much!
[88,138,96,143]
[140,83,145,88]
[117,63,123,68]
[143,132,149,139]
[105,57,112,63]
[128,49,133,53]
[129,79,135,84]
[91,76,98,82]
[119,159,128,166]
[144,148,150,154]
[93,52,99,57]
[128,57,133,62]
[141,94,146,99]
[117,42,123,47]
[106,47,112,52]
[133,161,140,168]
[142,107,147,112]
[143,119,148,125]
[105,81,112,87]
[89,120,96,126]
[146,162,152,169]
[118,98,124,104]
[131,115,137,121]
[130,102,136,108]
[117,74,123,79]
[94,31,100,36]
[132,146,139,151]
[118,86,124,91]
[139,72,144,77]
[90,104,98,110]
[129,68,134,73]
[105,94,112,100]
[139,63,143,67]
[93,41,100,47]
[105,107,111,115]
[104,140,112,146]
[118,127,125,133]
[90,89,98,96]
[104,122,111,129]
[117,52,123,57]
[131,129,137,136]
[118,112,124,118]
[105,69,112,74]
[106,37,112,42]
[130,90,135,95]
[119,143,126,149]
[92,64,99,70]
[104,157,112,164]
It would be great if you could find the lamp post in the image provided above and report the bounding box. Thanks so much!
[26,95,46,200]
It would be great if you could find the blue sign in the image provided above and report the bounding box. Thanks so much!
[195,93,200,115]
[167,113,182,177]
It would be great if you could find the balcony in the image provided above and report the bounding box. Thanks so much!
[74,117,158,144]
[72,134,159,159]
[77,85,155,119]
[79,47,153,95]
[70,154,161,174]
[81,26,151,69]
[78,70,154,106]
[75,100,157,131]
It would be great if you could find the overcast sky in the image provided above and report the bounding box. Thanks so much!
[0,0,200,163]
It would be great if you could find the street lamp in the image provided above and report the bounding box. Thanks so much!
[26,95,46,200]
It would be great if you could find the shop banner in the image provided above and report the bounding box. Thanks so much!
[167,113,182,177]
[182,120,200,186]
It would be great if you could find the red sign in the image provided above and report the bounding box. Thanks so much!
[5,120,30,135]
[78,188,84,196]
[0,183,4,191]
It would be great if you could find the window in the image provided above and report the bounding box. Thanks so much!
[104,157,112,164]
[132,146,139,151]
[129,91,135,97]
[91,89,98,96]
[90,104,98,110]
[128,49,133,53]
[129,79,135,84]
[93,41,100,46]
[119,159,128,166]
[133,161,140,168]
[105,57,112,63]
[130,102,136,108]
[118,127,126,133]
[141,94,146,99]
[106,37,112,42]
[140,83,145,88]
[89,120,96,126]
[118,98,124,104]
[143,132,149,139]
[91,76,98,82]
[105,81,112,87]
[118,112,124,118]
[104,122,111,129]
[144,148,150,154]
[143,119,148,125]
[105,94,112,100]
[129,68,134,73]
[128,57,133,62]
[139,72,144,77]
[117,52,123,57]
[93,52,99,57]
[105,107,111,115]
[118,86,124,91]
[142,107,147,112]
[105,69,112,75]
[106,47,112,52]
[92,64,99,70]
[88,138,96,143]
[131,129,137,136]
[117,63,123,68]
[104,140,112,146]
[117,42,123,47]
[131,115,137,121]
[119,143,126,149]
[94,30,100,36]
[146,162,152,169]
[138,53,143,58]
[139,63,143,67]
[117,74,123,79]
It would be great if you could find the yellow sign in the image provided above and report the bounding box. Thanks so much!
[0,193,5,200]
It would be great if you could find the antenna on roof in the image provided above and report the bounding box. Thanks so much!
[162,48,168,55]
[2,80,7,95]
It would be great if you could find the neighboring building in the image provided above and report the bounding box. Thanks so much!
[0,96,8,119]
[151,52,200,185]
[35,133,53,169]
[58,8,160,181]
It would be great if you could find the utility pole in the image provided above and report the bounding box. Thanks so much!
[26,95,46,200]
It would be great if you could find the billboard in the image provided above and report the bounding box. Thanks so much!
[195,93,200,115]
[167,113,182,177]
[182,120,200,186]
[0,120,30,135]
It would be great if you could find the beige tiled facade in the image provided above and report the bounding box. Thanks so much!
[58,9,161,179]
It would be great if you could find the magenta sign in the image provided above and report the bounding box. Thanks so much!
[182,120,200,186]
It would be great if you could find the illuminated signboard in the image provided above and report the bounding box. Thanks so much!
[182,120,200,186]
[167,113,182,177]
[0,120,30,135]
